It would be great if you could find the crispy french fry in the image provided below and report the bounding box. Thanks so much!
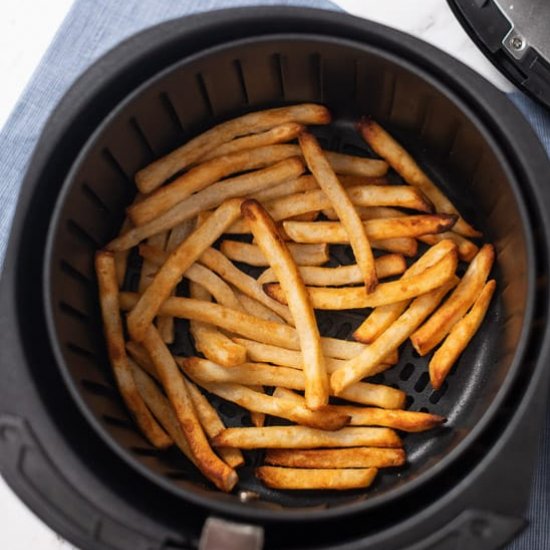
[231,338,398,371]
[265,448,405,469]
[331,278,458,394]
[323,151,387,177]
[212,426,402,449]
[273,387,445,432]
[131,156,305,226]
[233,289,285,323]
[359,119,480,238]
[200,122,304,162]
[119,293,381,360]
[135,103,331,193]
[165,219,195,252]
[256,466,377,490]
[354,240,457,343]
[220,240,329,267]
[138,232,168,293]
[251,413,266,428]
[191,380,350,431]
[141,325,237,492]
[125,341,158,379]
[241,200,328,409]
[430,279,496,389]
[411,244,494,355]
[114,216,133,288]
[419,232,479,263]
[371,237,418,257]
[185,379,244,468]
[265,250,458,310]
[282,214,456,244]
[300,131,377,291]
[188,282,247,367]
[257,254,407,286]
[126,199,242,342]
[95,251,172,449]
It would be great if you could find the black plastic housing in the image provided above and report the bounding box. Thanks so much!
[1,7,550,550]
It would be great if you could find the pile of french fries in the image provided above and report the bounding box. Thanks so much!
[95,104,495,493]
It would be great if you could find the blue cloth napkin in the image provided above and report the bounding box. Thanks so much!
[0,1,548,548]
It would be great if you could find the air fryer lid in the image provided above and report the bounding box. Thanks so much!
[449,0,550,110]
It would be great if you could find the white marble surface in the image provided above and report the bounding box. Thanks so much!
[0,1,516,549]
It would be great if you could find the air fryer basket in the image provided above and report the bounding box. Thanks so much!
[45,33,533,517]
[2,7,550,550]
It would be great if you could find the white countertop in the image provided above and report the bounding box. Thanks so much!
[0,1,515,548]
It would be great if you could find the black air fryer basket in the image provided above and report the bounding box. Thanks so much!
[1,7,550,550]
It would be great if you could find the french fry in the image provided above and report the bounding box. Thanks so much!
[199,247,294,324]
[220,240,329,267]
[256,466,378,490]
[119,293,375,360]
[180,357,387,400]
[282,214,456,244]
[233,289,285,323]
[273,387,445,432]
[241,199,328,409]
[231,338,399,370]
[190,380,350,431]
[299,132,378,292]
[95,251,172,449]
[265,250,458,310]
[200,122,304,162]
[135,103,331,193]
[185,379,244,468]
[371,237,418,257]
[257,254,407,286]
[114,216,133,288]
[126,199,242,342]
[331,278,458,394]
[130,156,305,226]
[419,232,479,263]
[212,426,402,449]
[354,239,457,343]
[358,118,480,238]
[188,282,247,367]
[138,232,168,293]
[141,325,237,492]
[323,150,388,177]
[165,219,195,252]
[125,341,158,379]
[265,448,405,469]
[410,244,494,355]
[430,279,496,389]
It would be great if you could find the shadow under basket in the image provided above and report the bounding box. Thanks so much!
[2,7,550,550]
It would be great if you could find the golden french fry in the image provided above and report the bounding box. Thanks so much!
[241,199,328,409]
[126,199,242,342]
[141,325,237,492]
[131,156,305,226]
[184,379,244,469]
[233,289,285,323]
[282,214,456,244]
[125,341,158,379]
[231,338,398,370]
[188,282,247,367]
[220,240,329,267]
[257,254,406,286]
[411,244,494,355]
[165,219,195,252]
[194,380,350,431]
[135,103,331,193]
[419,232,479,263]
[265,250,458,310]
[273,387,445,432]
[129,361,195,463]
[323,150,388,177]
[95,251,172,449]
[200,122,305,162]
[265,448,405,469]
[299,132,378,292]
[354,239,457,343]
[119,293,376,360]
[251,413,266,428]
[430,279,496,389]
[358,118,480,238]
[199,247,294,324]
[138,232,168,293]
[331,278,458,394]
[114,216,133,288]
[371,237,418,257]
[212,426,402,449]
[256,466,377,490]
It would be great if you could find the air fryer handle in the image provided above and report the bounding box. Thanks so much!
[0,414,192,550]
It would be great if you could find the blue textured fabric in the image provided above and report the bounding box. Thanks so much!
[0,2,548,548]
